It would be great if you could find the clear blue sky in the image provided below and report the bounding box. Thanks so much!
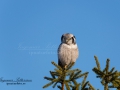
[0,0,120,90]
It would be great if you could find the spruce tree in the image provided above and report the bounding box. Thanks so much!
[93,56,120,90]
[43,62,94,90]
[43,56,120,90]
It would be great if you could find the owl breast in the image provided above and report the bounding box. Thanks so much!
[58,43,79,67]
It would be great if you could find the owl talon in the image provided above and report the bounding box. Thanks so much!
[64,65,67,69]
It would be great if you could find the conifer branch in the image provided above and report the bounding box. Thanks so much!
[92,67,104,76]
[52,72,60,76]
[50,71,56,79]
[65,81,70,90]
[66,62,75,70]
[43,61,92,90]
[53,82,58,88]
[81,81,89,90]
[57,85,62,89]
[70,72,75,80]
[74,72,89,79]
[72,80,77,86]
[109,67,115,73]
[73,70,82,79]
[44,77,53,81]
[51,62,62,71]
[43,81,54,88]
[88,82,96,90]
[76,83,80,90]
[105,59,110,74]
[81,74,88,88]
[103,68,106,73]
[67,69,80,74]
[94,56,101,70]
[93,56,120,90]
[55,69,62,75]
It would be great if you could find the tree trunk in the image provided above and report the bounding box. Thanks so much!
[61,82,64,90]
[104,83,108,90]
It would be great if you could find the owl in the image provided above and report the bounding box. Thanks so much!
[58,33,79,69]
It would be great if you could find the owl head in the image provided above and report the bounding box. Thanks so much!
[61,33,76,45]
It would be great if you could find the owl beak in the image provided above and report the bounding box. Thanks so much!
[66,38,72,43]
[66,39,68,43]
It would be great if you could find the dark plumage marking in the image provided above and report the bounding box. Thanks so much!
[61,35,64,42]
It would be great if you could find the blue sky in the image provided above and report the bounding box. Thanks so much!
[0,0,120,90]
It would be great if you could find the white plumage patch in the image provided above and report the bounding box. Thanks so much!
[58,43,79,67]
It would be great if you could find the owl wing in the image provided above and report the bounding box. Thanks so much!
[58,43,71,68]
[71,45,79,62]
